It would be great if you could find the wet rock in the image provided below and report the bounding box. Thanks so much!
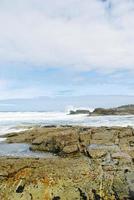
[129,190,134,200]
[52,196,61,200]
[16,179,25,193]
[130,141,134,147]
[78,188,88,200]
[69,110,90,115]
[101,153,119,166]
[16,185,25,193]
[92,189,101,200]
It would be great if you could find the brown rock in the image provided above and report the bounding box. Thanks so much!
[87,148,107,159]
[112,152,131,161]
[62,144,78,154]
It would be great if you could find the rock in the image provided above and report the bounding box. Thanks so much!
[119,136,134,147]
[69,109,90,115]
[0,171,8,177]
[112,152,132,161]
[91,104,134,116]
[62,144,78,154]
[126,171,134,198]
[118,127,133,138]
[64,104,134,116]
[31,129,79,154]
[16,184,25,193]
[127,149,134,159]
[78,188,88,200]
[79,130,92,146]
[0,171,8,180]
[1,125,134,199]
[112,172,130,199]
[0,157,98,200]
[92,128,115,141]
[92,108,116,115]
[52,196,61,200]
[129,141,134,147]
[86,148,107,159]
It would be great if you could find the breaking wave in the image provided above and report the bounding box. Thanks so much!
[0,111,134,135]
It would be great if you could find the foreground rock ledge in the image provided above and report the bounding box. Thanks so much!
[1,126,134,199]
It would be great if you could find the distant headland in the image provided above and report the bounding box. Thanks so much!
[69,104,134,115]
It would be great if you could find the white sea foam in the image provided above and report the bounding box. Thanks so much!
[0,138,6,142]
[0,112,134,136]
[65,106,95,113]
[0,111,88,135]
[0,126,29,135]
[0,112,134,157]
[0,111,86,122]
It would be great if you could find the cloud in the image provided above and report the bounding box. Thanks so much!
[0,0,134,71]
[0,79,9,90]
[0,85,46,100]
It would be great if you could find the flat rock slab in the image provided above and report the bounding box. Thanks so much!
[0,156,132,200]
[1,126,134,199]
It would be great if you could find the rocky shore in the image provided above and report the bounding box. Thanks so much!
[1,125,134,199]
[69,104,134,116]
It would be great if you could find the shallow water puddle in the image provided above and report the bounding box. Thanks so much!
[0,143,54,158]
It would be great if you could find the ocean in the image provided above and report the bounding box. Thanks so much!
[0,111,134,157]
[0,111,134,136]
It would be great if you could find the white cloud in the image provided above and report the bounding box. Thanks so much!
[0,85,47,100]
[0,0,134,71]
[0,79,9,90]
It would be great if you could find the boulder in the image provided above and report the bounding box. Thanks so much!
[86,148,107,159]
[62,144,78,154]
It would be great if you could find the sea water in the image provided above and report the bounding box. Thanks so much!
[0,112,134,136]
[0,112,134,157]
[0,143,54,158]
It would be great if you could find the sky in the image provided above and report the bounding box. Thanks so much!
[0,0,134,106]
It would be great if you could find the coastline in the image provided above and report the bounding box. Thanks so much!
[0,125,134,199]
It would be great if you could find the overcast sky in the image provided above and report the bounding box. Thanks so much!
[0,0,134,100]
